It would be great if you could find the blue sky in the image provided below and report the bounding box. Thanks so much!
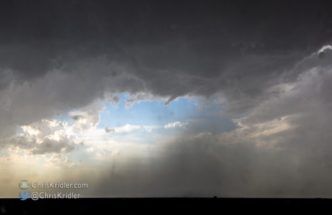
[48,93,240,139]
[16,93,243,145]
[97,94,198,128]
[96,94,238,137]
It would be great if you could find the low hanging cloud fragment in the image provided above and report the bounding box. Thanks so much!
[124,92,164,108]
[105,127,115,133]
[164,95,178,106]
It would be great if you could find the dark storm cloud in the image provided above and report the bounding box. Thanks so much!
[0,58,143,140]
[2,1,332,197]
[1,1,332,111]
[318,51,326,59]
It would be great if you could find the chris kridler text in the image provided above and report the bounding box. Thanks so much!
[30,182,88,189]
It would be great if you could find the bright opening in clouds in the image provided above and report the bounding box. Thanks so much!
[1,0,332,198]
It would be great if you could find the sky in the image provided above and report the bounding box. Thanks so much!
[2,0,332,197]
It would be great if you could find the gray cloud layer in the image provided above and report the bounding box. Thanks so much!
[1,1,331,129]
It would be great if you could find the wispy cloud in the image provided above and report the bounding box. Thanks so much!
[114,124,154,133]
[164,121,189,129]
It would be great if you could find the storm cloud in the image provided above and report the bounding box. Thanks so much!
[1,0,332,197]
